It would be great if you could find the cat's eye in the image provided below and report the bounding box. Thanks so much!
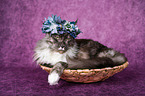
[54,36,59,39]
[46,40,53,44]
[67,38,71,41]
[56,37,59,39]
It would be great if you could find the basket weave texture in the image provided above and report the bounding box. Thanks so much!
[40,62,128,83]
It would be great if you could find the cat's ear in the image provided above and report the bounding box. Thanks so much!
[65,33,70,38]
[67,34,74,39]
[75,19,78,25]
[45,33,51,38]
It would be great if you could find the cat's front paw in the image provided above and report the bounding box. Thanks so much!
[48,71,60,85]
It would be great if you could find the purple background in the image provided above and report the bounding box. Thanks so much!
[0,0,145,95]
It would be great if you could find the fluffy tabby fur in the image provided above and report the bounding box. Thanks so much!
[34,33,127,85]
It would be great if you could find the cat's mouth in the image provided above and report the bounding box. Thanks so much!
[58,50,65,54]
[58,47,66,54]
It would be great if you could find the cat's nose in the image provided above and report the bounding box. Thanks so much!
[61,46,65,48]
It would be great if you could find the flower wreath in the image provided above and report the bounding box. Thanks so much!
[42,15,82,38]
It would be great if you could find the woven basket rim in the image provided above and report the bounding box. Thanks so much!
[40,61,128,72]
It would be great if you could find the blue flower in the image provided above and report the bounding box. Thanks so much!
[42,15,82,38]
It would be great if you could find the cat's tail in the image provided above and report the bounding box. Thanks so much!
[98,48,127,66]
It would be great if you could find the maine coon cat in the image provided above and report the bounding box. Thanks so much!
[34,33,127,85]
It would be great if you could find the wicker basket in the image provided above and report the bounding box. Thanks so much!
[40,62,128,83]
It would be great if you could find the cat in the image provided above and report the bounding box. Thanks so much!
[34,33,127,85]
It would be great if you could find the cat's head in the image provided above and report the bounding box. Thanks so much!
[45,33,75,54]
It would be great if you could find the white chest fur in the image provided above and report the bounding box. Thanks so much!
[34,46,78,65]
